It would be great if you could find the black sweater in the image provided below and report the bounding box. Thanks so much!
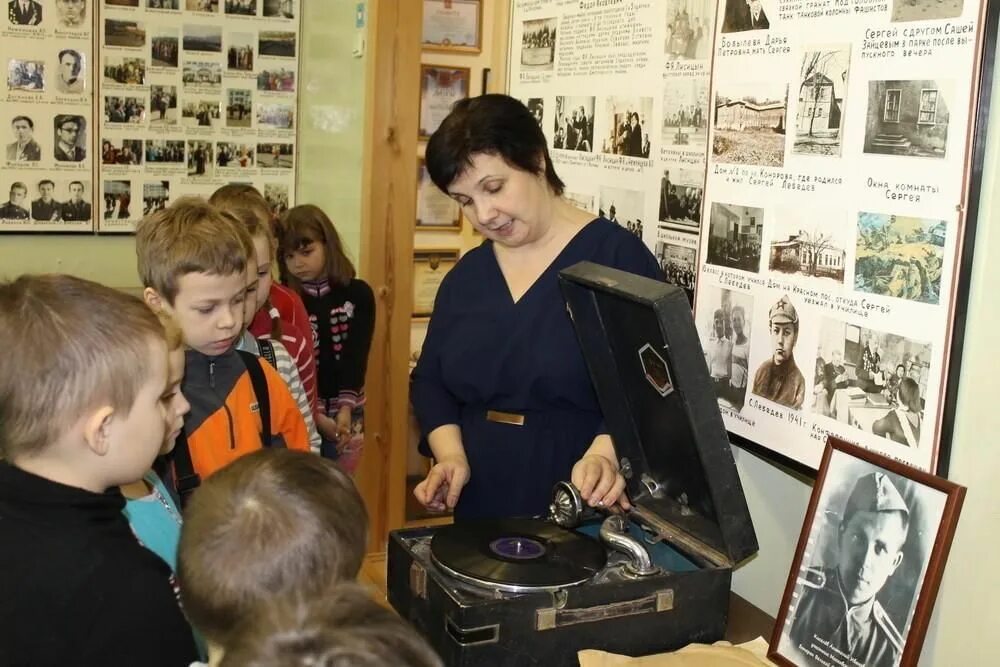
[0,463,198,666]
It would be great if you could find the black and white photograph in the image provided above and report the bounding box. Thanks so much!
[142,180,168,215]
[722,0,769,32]
[183,61,222,89]
[664,0,713,60]
[812,319,932,447]
[257,103,294,130]
[706,202,764,272]
[658,167,703,231]
[225,0,256,15]
[714,83,787,167]
[7,60,44,92]
[104,96,146,124]
[105,19,146,48]
[151,31,179,67]
[751,294,806,410]
[60,180,91,221]
[145,139,185,163]
[262,0,293,19]
[264,182,289,214]
[552,95,594,152]
[654,232,698,306]
[102,180,132,220]
[216,142,253,168]
[56,0,87,28]
[891,0,962,22]
[863,80,951,159]
[520,17,556,70]
[30,180,61,222]
[147,0,180,9]
[6,115,41,162]
[855,213,945,305]
[564,191,594,214]
[696,285,754,410]
[150,85,178,125]
[101,138,142,165]
[0,181,30,220]
[663,77,709,149]
[525,98,544,128]
[768,208,848,284]
[55,49,86,94]
[106,0,139,7]
[794,47,851,157]
[185,0,218,12]
[7,0,42,25]
[53,115,87,161]
[601,96,653,158]
[102,56,145,85]
[259,30,296,58]
[183,24,222,53]
[258,68,294,91]
[598,185,645,239]
[181,98,221,128]
[227,33,254,71]
[226,88,252,127]
[186,140,213,177]
[257,142,293,168]
[771,440,965,667]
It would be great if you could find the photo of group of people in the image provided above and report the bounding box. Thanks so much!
[655,235,697,305]
[697,286,754,410]
[520,17,556,71]
[598,185,645,239]
[658,168,703,231]
[101,138,142,165]
[552,96,595,152]
[706,202,764,273]
[0,178,91,222]
[602,97,653,158]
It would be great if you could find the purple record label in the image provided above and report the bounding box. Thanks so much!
[489,536,546,560]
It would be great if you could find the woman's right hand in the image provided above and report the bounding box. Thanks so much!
[413,455,471,512]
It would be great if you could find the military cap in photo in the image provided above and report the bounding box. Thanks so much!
[843,472,909,523]
[769,295,798,325]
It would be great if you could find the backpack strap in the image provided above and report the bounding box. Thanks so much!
[170,430,200,509]
[237,349,272,448]
[257,338,278,370]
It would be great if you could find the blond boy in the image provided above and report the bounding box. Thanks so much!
[135,197,310,492]
[0,274,198,665]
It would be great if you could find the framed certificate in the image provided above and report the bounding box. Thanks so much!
[418,64,470,141]
[412,249,459,318]
[416,158,461,231]
[422,0,482,53]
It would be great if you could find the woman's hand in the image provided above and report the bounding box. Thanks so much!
[571,454,630,510]
[413,454,471,512]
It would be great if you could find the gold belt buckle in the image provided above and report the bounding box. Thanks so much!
[486,410,525,426]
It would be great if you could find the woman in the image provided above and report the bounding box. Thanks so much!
[411,94,662,520]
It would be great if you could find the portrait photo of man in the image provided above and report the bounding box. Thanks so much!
[6,116,41,162]
[54,115,86,162]
[56,49,85,94]
[752,294,805,409]
[0,182,30,219]
[31,179,62,221]
[722,0,769,33]
[61,180,92,221]
[55,0,85,27]
[8,0,42,25]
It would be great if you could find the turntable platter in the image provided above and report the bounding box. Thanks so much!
[430,519,607,593]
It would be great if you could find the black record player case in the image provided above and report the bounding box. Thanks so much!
[388,261,759,666]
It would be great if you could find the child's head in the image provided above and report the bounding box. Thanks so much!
[155,311,190,455]
[219,585,442,667]
[136,196,254,356]
[178,448,368,648]
[0,274,171,491]
[278,204,356,290]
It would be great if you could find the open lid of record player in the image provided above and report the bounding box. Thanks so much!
[559,261,758,566]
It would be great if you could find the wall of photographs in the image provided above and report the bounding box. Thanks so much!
[507,0,716,307]
[697,0,989,474]
[1,0,300,234]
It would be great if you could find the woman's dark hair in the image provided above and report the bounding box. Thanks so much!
[277,204,356,289]
[425,94,564,195]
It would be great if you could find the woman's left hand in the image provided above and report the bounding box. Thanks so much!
[571,453,631,511]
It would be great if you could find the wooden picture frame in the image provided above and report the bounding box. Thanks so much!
[422,0,482,54]
[416,157,461,231]
[418,64,471,141]
[769,437,966,667]
[412,248,459,319]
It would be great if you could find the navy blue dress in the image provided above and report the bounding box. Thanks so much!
[411,218,662,520]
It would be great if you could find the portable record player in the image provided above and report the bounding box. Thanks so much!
[388,261,759,666]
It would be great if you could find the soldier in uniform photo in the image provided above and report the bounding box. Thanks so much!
[0,182,30,219]
[788,472,908,667]
[55,0,86,28]
[752,295,805,409]
[61,180,91,221]
[8,0,42,25]
[54,115,86,161]
[6,116,41,162]
[31,180,61,221]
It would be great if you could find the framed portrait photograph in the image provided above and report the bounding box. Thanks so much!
[422,0,482,53]
[416,158,460,231]
[770,437,965,667]
[418,64,470,141]
[412,249,459,318]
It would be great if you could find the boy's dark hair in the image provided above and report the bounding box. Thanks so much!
[178,449,368,647]
[220,584,443,667]
[277,204,356,288]
[424,93,565,196]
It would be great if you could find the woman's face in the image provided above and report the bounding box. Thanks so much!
[446,152,552,248]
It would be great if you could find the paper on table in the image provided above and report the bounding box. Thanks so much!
[578,637,774,667]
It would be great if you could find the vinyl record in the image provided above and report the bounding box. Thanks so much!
[430,518,607,592]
